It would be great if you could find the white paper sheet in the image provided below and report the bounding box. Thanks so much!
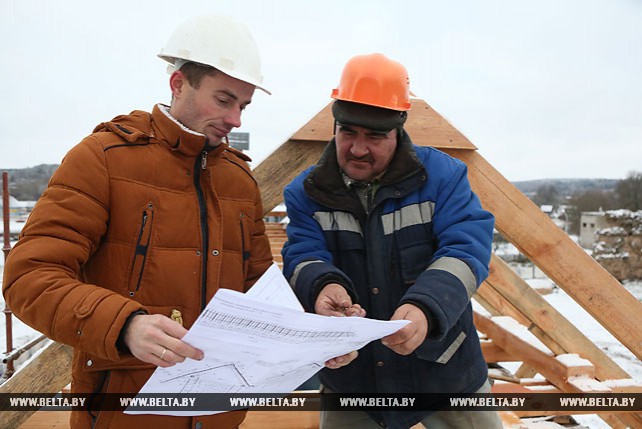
[126,263,408,415]
[244,263,304,312]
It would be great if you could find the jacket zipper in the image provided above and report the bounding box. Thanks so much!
[129,208,153,294]
[194,151,209,311]
[135,212,149,291]
[366,183,373,215]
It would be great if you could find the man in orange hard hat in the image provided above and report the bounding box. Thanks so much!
[282,53,502,428]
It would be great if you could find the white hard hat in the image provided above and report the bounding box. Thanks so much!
[158,15,270,94]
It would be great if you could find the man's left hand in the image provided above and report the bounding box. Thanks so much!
[381,303,428,355]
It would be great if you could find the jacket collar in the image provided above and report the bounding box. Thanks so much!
[151,104,213,158]
[94,104,241,161]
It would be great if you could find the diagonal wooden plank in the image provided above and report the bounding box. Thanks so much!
[484,255,630,381]
[253,140,326,216]
[0,341,73,429]
[477,282,531,326]
[445,149,642,362]
[478,280,567,357]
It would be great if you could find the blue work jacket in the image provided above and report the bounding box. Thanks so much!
[282,131,495,428]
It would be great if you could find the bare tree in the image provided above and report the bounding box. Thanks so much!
[531,184,560,207]
[572,189,617,213]
[616,171,642,211]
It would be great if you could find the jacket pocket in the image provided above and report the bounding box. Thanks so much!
[397,241,433,285]
[127,203,155,296]
[88,370,116,429]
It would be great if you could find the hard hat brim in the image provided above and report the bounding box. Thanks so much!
[332,100,407,132]
[159,55,271,95]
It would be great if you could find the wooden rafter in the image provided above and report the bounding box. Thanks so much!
[444,149,642,362]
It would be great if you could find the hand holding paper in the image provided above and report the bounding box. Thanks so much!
[127,263,408,416]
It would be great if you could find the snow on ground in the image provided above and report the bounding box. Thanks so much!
[491,265,642,429]
[542,279,642,429]
[494,255,642,428]
[544,282,642,382]
[1,254,641,428]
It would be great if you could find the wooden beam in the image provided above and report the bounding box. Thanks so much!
[0,341,73,429]
[477,282,531,326]
[445,149,642,362]
[481,340,515,363]
[476,314,642,426]
[485,255,629,380]
[514,364,539,379]
[474,313,561,381]
[241,411,320,429]
[611,412,642,429]
[471,293,499,316]
[479,278,566,357]
[253,140,326,215]
[566,376,610,393]
[474,312,605,394]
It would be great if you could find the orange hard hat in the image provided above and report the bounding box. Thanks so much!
[331,53,411,111]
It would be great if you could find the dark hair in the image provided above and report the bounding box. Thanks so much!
[178,62,219,88]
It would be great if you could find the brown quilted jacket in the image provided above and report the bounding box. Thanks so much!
[2,104,273,428]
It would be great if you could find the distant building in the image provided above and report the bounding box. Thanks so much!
[0,195,36,219]
[540,204,553,215]
[579,211,607,248]
[228,132,249,151]
[592,209,642,280]
[264,203,287,224]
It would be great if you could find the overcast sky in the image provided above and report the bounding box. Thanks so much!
[2,0,641,181]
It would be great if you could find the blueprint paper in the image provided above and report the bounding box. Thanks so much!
[244,262,304,312]
[126,264,408,415]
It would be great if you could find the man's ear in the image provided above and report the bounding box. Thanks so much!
[169,71,186,99]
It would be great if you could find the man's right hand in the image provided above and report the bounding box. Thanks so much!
[315,283,365,370]
[123,314,204,368]
[315,283,366,317]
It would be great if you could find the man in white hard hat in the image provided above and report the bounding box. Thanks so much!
[3,15,356,429]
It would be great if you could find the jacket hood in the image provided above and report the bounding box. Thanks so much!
[92,104,251,161]
[93,110,153,143]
